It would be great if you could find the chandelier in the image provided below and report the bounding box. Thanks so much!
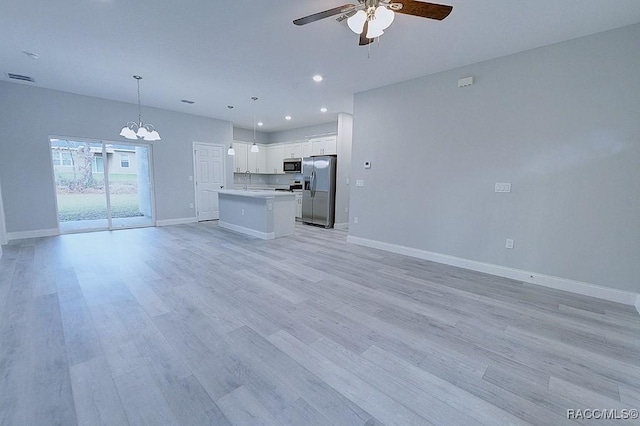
[119,75,161,141]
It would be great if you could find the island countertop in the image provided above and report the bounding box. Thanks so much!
[218,189,295,199]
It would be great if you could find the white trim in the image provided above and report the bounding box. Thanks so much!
[347,236,639,306]
[218,220,274,240]
[156,217,197,227]
[334,222,349,230]
[7,228,60,241]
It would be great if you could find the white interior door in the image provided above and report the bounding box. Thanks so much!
[194,142,225,221]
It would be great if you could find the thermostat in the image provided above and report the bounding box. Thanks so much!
[364,161,371,169]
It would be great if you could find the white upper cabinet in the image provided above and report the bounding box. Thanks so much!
[282,142,303,159]
[267,145,284,174]
[248,146,267,173]
[233,142,248,173]
[310,135,337,156]
[233,142,268,173]
[302,141,312,158]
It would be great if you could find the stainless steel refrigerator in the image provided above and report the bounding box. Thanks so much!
[302,155,337,228]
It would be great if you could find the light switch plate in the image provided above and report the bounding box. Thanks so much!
[356,180,365,187]
[505,238,514,249]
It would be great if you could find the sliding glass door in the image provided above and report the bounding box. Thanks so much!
[50,138,154,233]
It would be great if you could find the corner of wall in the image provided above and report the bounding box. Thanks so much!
[635,295,640,315]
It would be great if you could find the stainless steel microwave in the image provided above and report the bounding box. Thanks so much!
[283,158,302,173]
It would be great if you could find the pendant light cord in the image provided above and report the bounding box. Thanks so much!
[137,78,142,126]
[252,96,258,144]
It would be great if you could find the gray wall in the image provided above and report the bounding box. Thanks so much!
[349,23,640,293]
[0,175,6,257]
[335,113,353,227]
[0,81,233,234]
[233,127,270,144]
[268,122,338,143]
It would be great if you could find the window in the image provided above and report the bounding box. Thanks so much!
[120,154,130,168]
[52,150,73,166]
[52,150,61,166]
[92,156,104,173]
[61,151,73,166]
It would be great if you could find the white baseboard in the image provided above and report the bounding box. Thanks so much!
[156,217,197,227]
[334,222,349,230]
[347,235,638,307]
[7,228,59,241]
[219,221,274,240]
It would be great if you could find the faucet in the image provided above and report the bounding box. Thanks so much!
[243,170,251,190]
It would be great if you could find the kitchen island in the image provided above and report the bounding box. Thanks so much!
[217,190,296,240]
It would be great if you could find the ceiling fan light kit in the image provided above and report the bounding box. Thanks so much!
[120,75,161,141]
[294,0,452,45]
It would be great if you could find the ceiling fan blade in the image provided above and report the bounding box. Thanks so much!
[359,20,374,46]
[293,4,356,26]
[392,1,452,20]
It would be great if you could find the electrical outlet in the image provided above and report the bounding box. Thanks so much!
[345,207,348,213]
[189,203,194,209]
[356,180,365,187]
[505,238,514,249]
[495,183,511,193]
[189,175,193,181]
[242,209,245,216]
[353,216,359,224]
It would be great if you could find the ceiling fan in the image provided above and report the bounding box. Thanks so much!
[293,0,453,46]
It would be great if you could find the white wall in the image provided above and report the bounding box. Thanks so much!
[335,113,353,228]
[0,175,7,258]
[0,82,233,235]
[349,24,640,295]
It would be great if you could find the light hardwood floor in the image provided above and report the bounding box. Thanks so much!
[1,222,639,425]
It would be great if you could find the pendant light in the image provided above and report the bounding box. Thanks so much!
[119,75,161,141]
[251,96,259,153]
[227,104,235,155]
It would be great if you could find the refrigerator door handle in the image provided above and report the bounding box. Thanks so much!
[311,170,316,197]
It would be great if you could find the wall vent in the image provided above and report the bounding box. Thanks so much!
[7,73,35,82]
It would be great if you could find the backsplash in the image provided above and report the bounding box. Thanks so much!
[232,173,303,188]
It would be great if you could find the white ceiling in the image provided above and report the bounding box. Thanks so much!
[1,0,640,132]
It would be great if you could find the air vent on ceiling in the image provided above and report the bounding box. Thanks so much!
[7,73,34,82]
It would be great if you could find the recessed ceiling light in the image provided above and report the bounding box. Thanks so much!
[22,51,39,60]
[257,122,264,126]
[320,107,328,113]
[285,115,292,121]
[312,75,323,82]
[181,99,195,104]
